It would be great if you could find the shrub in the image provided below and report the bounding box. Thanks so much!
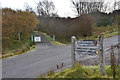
[97,17,113,27]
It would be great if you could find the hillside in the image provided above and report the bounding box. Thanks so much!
[37,10,119,43]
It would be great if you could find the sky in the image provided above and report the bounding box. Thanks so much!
[0,0,119,17]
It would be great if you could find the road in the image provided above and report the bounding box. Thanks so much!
[2,35,119,78]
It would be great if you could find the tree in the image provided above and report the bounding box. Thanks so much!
[2,8,39,40]
[118,1,120,9]
[24,2,35,14]
[36,0,58,17]
[113,1,117,10]
[71,0,104,16]
[114,1,120,10]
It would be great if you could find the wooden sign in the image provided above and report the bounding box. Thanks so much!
[75,40,99,54]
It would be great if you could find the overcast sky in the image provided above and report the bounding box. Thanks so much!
[0,0,119,17]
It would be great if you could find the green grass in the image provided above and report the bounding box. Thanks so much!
[1,44,36,59]
[1,39,36,59]
[44,33,53,41]
[45,64,120,79]
[2,31,37,59]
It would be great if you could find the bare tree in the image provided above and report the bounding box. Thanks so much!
[102,2,112,13]
[71,0,104,16]
[24,2,35,14]
[117,1,120,9]
[113,1,120,10]
[113,1,117,10]
[36,0,57,17]
[71,0,81,16]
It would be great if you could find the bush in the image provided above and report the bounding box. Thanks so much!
[28,40,34,47]
[97,17,113,27]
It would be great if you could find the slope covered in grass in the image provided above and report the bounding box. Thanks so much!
[79,25,118,40]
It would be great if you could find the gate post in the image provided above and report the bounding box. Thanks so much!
[99,35,105,76]
[31,35,34,42]
[71,36,76,68]
[53,35,55,41]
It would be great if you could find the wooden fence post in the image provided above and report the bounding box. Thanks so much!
[71,36,76,68]
[99,35,105,76]
[110,45,116,79]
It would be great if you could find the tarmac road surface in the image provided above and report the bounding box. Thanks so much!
[2,35,119,78]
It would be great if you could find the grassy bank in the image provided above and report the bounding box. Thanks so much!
[44,64,120,79]
[79,25,118,40]
[1,40,36,59]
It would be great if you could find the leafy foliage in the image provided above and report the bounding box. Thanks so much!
[2,8,39,54]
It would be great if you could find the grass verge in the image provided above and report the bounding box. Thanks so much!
[44,64,120,79]
[1,43,36,59]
